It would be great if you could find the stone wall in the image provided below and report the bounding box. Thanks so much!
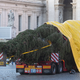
[0,0,80,36]
[76,0,80,20]
[46,0,55,22]
[0,0,46,35]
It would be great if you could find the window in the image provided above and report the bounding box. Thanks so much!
[18,15,22,31]
[0,14,1,27]
[28,16,31,29]
[37,16,39,28]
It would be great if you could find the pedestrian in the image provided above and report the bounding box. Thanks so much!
[12,61,13,65]
[70,69,76,74]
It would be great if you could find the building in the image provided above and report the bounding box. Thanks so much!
[0,0,79,35]
[47,0,77,22]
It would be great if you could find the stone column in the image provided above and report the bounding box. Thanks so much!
[59,5,64,23]
[14,10,18,35]
[0,9,2,27]
[71,2,76,20]
[54,4,64,23]
[25,11,28,30]
[2,9,6,26]
[42,8,47,23]
[39,11,43,27]
[33,11,36,29]
[46,0,55,22]
[5,9,8,26]
[31,11,35,30]
[22,11,26,31]
[0,11,1,27]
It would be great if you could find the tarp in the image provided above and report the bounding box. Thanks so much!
[46,20,80,72]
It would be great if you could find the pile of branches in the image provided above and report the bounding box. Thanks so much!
[0,24,76,70]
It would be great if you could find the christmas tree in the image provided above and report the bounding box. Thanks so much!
[0,24,76,70]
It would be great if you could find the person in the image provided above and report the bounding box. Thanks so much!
[70,69,76,74]
[12,60,13,65]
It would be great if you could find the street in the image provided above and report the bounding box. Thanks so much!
[0,64,80,80]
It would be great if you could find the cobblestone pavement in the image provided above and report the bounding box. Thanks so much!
[0,64,80,80]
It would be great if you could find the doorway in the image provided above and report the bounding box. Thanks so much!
[63,0,73,21]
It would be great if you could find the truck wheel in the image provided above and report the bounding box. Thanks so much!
[20,73,24,75]
[20,73,29,75]
[57,62,63,73]
[51,63,56,75]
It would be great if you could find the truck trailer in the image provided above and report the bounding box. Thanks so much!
[16,20,80,74]
[16,53,67,75]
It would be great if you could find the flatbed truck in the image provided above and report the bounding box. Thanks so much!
[16,53,67,75]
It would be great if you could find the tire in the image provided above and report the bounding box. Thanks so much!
[20,73,24,75]
[20,73,29,75]
[51,63,56,75]
[57,62,63,73]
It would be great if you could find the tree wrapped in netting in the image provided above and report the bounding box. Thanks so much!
[0,24,76,70]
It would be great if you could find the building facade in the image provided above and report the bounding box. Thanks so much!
[47,0,77,22]
[0,0,79,35]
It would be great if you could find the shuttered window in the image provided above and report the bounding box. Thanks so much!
[28,16,31,29]
[37,16,39,28]
[18,15,22,31]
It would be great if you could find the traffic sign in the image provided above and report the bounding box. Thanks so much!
[0,52,6,66]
